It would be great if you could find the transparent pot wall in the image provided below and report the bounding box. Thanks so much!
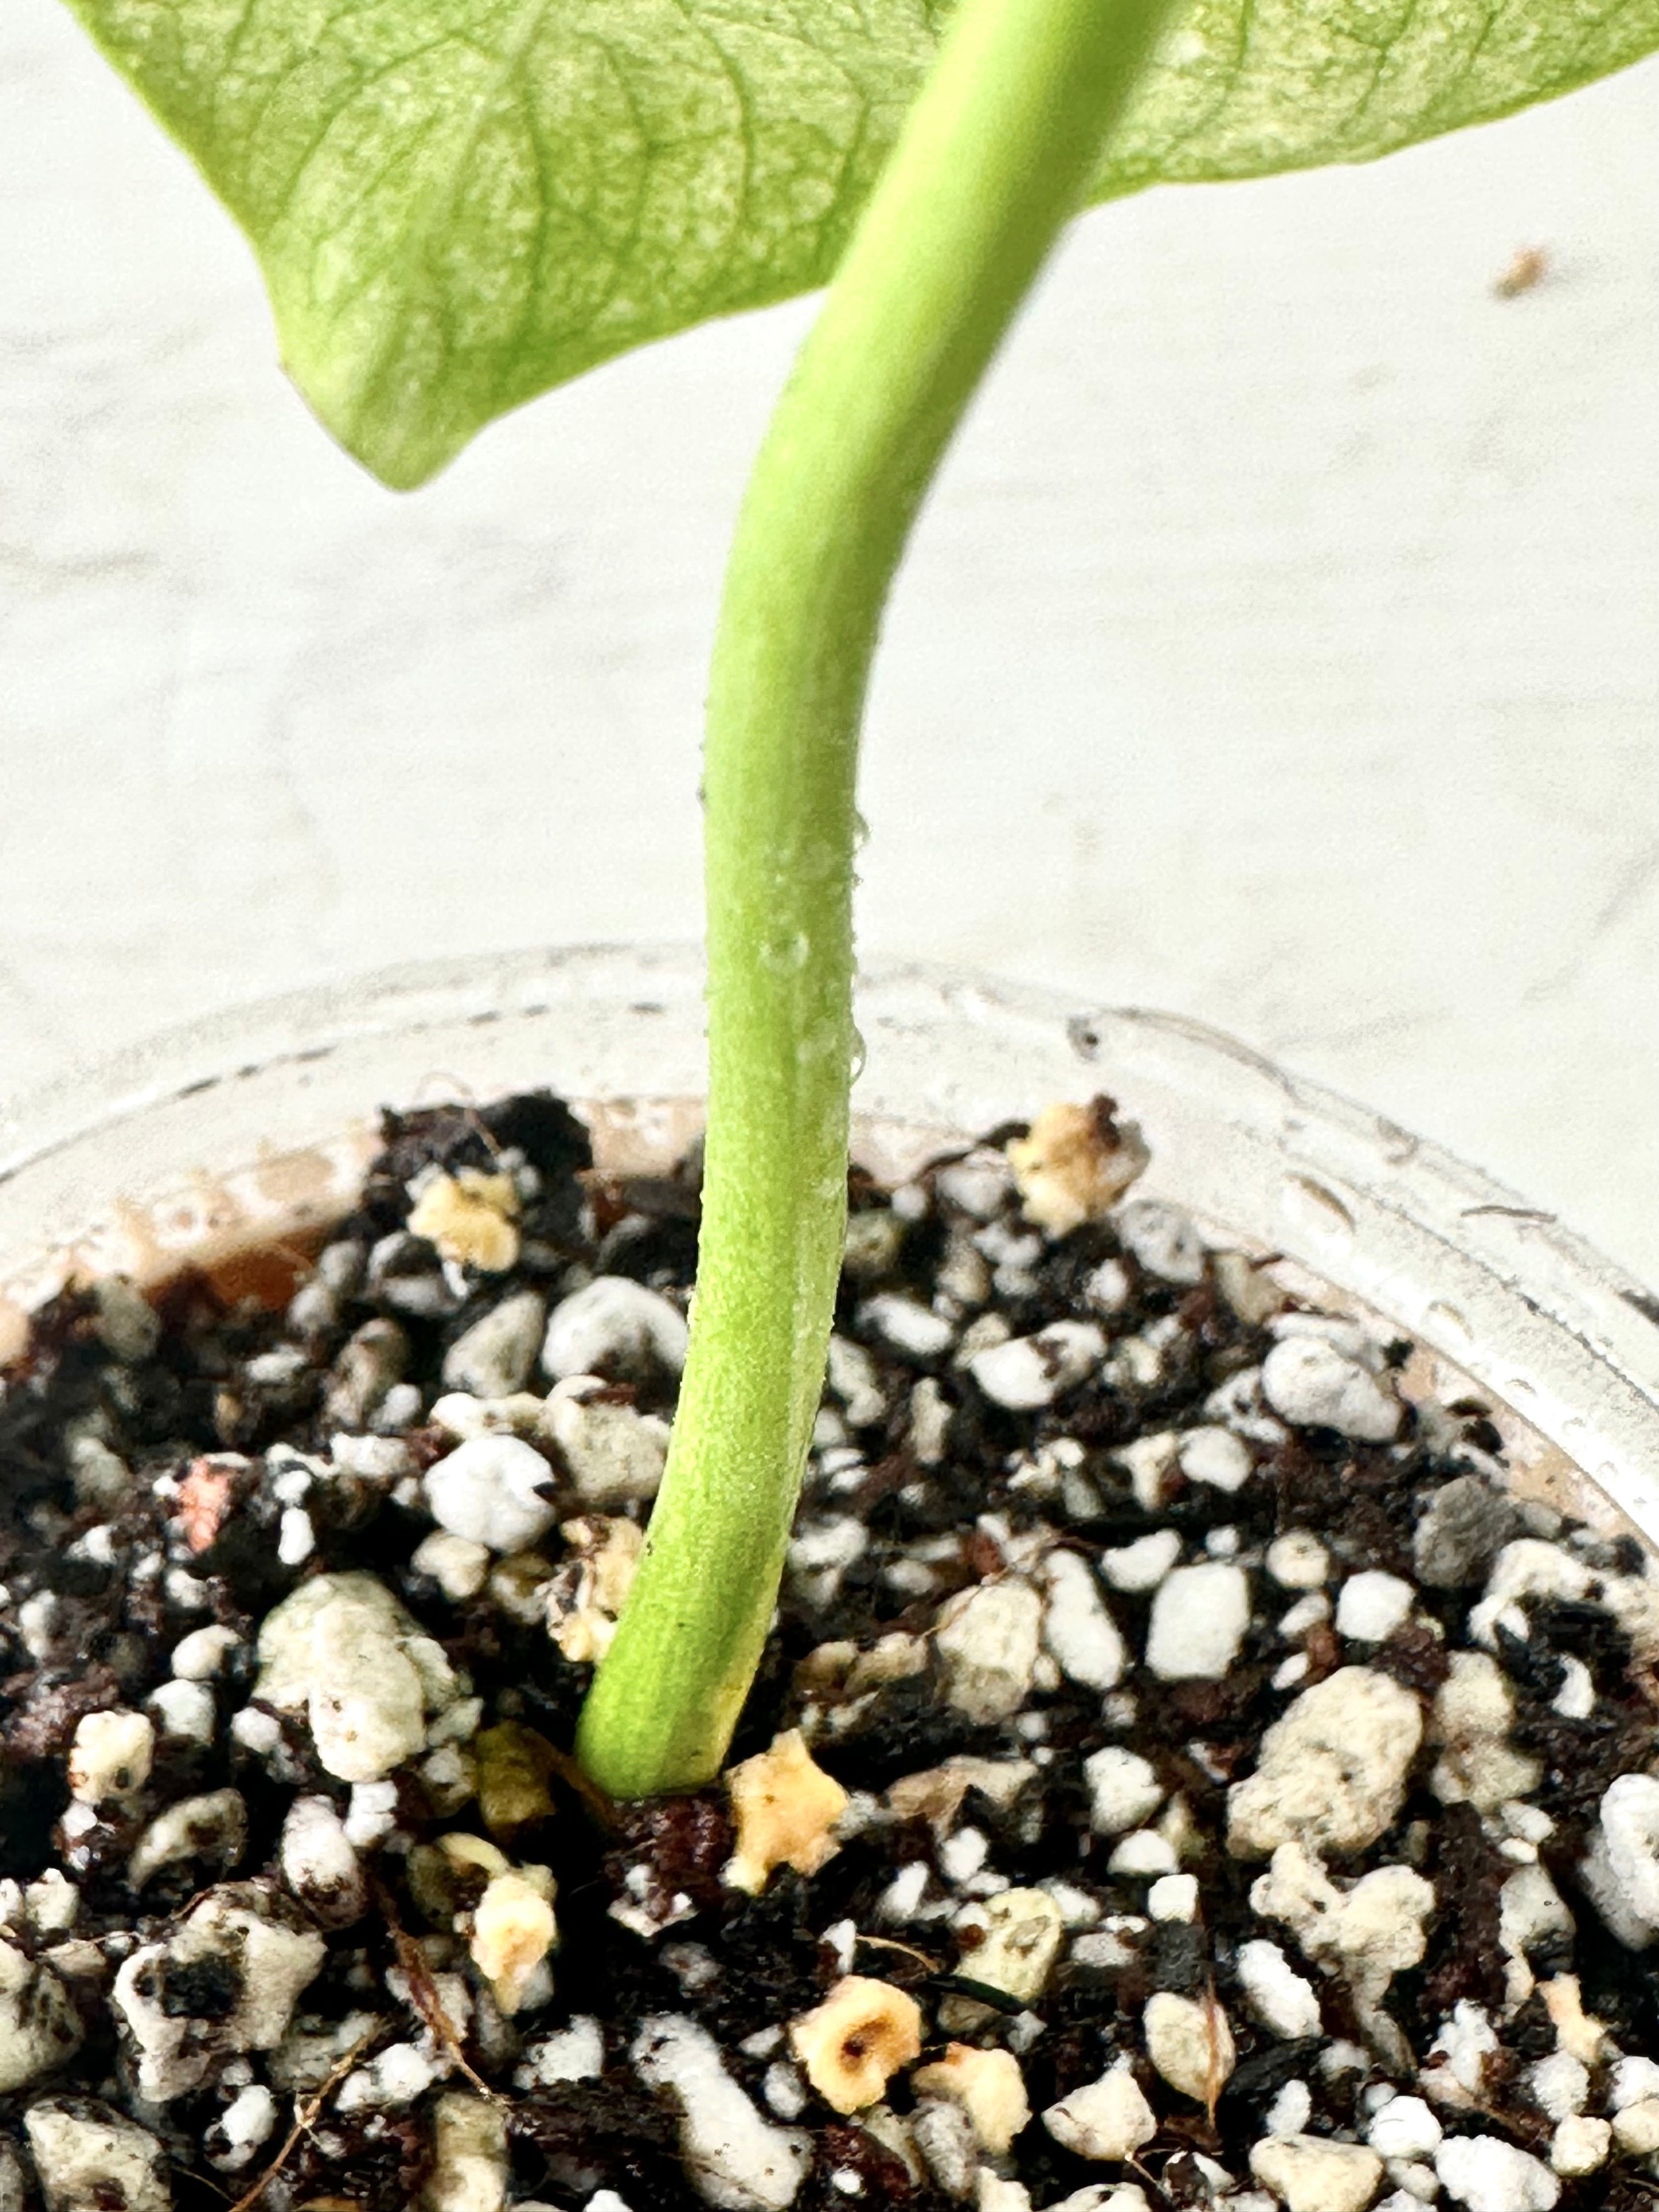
[2,945,1656,1544]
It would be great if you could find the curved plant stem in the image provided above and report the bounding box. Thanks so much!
[575,0,1173,1798]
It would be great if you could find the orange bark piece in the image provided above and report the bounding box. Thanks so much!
[178,1459,237,1552]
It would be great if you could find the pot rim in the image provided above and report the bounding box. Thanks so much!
[2,941,1655,1543]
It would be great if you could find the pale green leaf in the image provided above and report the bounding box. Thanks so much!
[61,0,1659,486]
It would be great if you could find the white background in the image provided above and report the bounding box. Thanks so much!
[3,7,1657,1283]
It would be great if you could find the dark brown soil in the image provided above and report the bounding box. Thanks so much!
[0,1091,1652,2212]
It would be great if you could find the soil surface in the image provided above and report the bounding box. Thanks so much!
[1,1090,1657,2212]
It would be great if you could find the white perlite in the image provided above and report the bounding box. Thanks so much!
[1265,1532,1329,1589]
[1249,2135,1385,2212]
[425,1434,558,1553]
[1102,1530,1181,1593]
[1265,2080,1312,2137]
[412,1531,493,1601]
[1367,2096,1443,2159]
[1431,1652,1542,1815]
[1228,1667,1422,1859]
[279,1795,367,1926]
[1145,1564,1250,1681]
[126,1790,247,1892]
[171,1624,240,1679]
[1467,1541,1593,1650]
[1250,1844,1435,2008]
[519,2016,605,2088]
[1431,2002,1501,2096]
[859,1294,955,1362]
[346,1778,401,1849]
[1115,1433,1179,1513]
[1615,2100,1659,2154]
[761,2064,806,2122]
[1148,1875,1198,1922]
[1142,1991,1235,2102]
[441,1291,547,1399]
[908,1376,951,1463]
[67,1708,154,1803]
[827,1335,884,1428]
[1107,1831,1177,1877]
[1549,2116,1611,2177]
[542,1376,671,1505]
[543,1276,689,1382]
[1552,1655,1595,1719]
[338,2042,442,2112]
[1038,1550,1126,1690]
[1611,2055,1659,2110]
[976,2181,1032,2212]
[1177,1425,1252,1493]
[0,1939,82,2091]
[1525,2052,1589,2121]
[633,2015,811,2210]
[112,1884,327,2102]
[213,2083,280,2167]
[1434,2135,1561,2212]
[787,1518,867,1576]
[1042,2066,1156,2161]
[428,1392,540,1442]
[1235,1939,1323,2039]
[255,1571,457,1782]
[1204,1367,1286,1448]
[25,2101,171,2212]
[939,1827,989,1883]
[1084,1748,1165,1836]
[26,1872,78,1934]
[1261,1335,1400,1441]
[934,1578,1043,1722]
[1582,1772,1659,1948]
[969,1323,1104,1412]
[1115,1199,1207,1285]
[1499,1864,1573,2005]
[147,1677,215,1743]
[1335,1571,1415,1644]
[1046,2191,1152,2212]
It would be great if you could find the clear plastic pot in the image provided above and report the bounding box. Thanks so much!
[2,944,1656,1544]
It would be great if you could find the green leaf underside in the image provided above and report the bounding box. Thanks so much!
[67,0,1659,484]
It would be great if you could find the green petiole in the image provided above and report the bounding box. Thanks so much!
[575,0,1175,1799]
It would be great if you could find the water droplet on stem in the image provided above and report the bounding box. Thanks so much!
[759,930,810,974]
